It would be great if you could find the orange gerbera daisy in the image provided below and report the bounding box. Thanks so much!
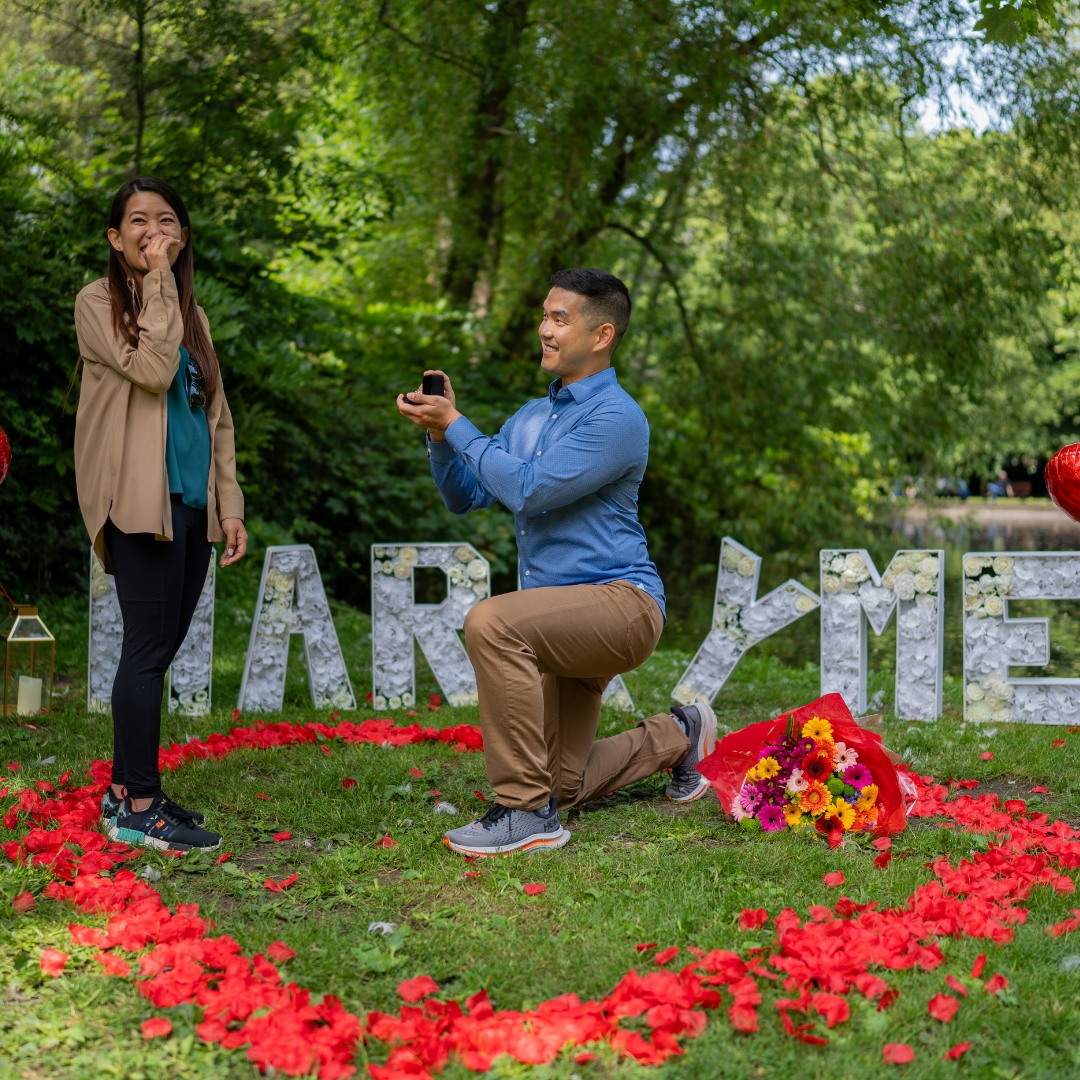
[798,781,832,817]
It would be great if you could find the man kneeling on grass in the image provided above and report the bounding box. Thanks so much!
[397,268,716,857]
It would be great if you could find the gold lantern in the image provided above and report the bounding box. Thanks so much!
[2,606,55,716]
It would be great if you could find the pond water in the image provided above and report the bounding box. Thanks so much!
[659,500,1080,684]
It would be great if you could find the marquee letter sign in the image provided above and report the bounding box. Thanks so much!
[168,561,215,716]
[371,544,488,709]
[671,538,820,706]
[87,549,216,716]
[820,549,945,720]
[601,674,635,712]
[963,551,1080,724]
[238,545,356,713]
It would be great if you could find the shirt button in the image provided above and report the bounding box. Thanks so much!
[520,530,525,535]
[551,414,557,419]
[536,450,542,456]
[525,571,530,576]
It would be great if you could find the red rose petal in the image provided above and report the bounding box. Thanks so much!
[943,1042,972,1060]
[409,767,424,778]
[635,942,658,952]
[927,993,959,1022]
[255,793,271,801]
[267,941,296,962]
[272,831,291,842]
[1031,786,1048,793]
[823,871,845,886]
[94,952,132,977]
[984,972,1008,995]
[39,949,68,976]
[871,837,892,850]
[376,835,398,849]
[979,751,994,760]
[1053,738,1067,747]
[6,763,20,772]
[263,873,299,892]
[739,907,769,930]
[971,953,987,979]
[473,790,488,802]
[12,891,34,912]
[523,883,547,896]
[653,946,680,965]
[141,1017,172,1039]
[397,975,439,1003]
[945,974,968,997]
[874,850,892,870]
[231,708,241,721]
[341,777,358,789]
[464,871,481,878]
[215,851,233,864]
[883,1042,915,1064]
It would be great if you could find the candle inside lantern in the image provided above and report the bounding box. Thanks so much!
[17,676,42,715]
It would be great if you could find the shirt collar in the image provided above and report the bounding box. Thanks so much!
[548,366,618,404]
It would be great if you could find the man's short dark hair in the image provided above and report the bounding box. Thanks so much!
[548,267,631,346]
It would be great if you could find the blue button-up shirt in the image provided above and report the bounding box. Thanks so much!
[427,366,665,617]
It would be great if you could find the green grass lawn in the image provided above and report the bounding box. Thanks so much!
[3,550,1080,1078]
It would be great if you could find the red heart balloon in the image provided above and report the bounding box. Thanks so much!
[0,426,9,486]
[1046,442,1080,522]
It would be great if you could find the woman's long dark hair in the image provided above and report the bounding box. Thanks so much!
[107,177,219,409]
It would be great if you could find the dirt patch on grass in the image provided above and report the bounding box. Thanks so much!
[236,838,311,873]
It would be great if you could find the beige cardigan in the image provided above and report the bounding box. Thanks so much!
[73,270,244,570]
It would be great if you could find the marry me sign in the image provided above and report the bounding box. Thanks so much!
[86,538,1080,726]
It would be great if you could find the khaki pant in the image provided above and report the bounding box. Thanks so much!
[463,580,689,810]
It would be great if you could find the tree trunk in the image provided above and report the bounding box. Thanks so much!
[442,0,531,308]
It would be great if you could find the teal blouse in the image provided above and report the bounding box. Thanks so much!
[165,345,211,510]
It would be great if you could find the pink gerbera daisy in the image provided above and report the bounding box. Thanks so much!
[844,763,873,789]
[833,742,858,769]
[758,804,786,832]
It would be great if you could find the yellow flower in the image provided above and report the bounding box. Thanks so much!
[832,799,857,830]
[801,716,833,742]
[747,756,780,782]
[783,804,804,828]
[856,783,878,811]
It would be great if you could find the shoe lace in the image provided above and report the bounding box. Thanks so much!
[160,796,200,824]
[477,803,512,829]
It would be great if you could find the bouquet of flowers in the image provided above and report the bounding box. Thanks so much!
[696,693,911,838]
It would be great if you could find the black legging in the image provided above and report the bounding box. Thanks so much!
[104,495,213,798]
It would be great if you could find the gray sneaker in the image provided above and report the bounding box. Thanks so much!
[443,797,569,857]
[666,694,718,802]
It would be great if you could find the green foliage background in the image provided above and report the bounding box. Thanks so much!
[4,0,1080,615]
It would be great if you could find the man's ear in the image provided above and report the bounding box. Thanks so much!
[594,322,616,351]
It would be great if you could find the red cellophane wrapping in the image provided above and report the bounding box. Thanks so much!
[695,692,908,836]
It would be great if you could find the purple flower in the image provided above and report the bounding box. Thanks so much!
[758,804,786,832]
[844,763,872,789]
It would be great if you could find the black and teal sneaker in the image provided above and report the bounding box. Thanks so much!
[111,794,221,852]
[101,788,123,831]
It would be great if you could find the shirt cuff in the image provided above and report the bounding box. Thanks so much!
[426,434,459,463]
[444,415,487,456]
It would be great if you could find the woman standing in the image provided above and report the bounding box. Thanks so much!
[74,177,247,851]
